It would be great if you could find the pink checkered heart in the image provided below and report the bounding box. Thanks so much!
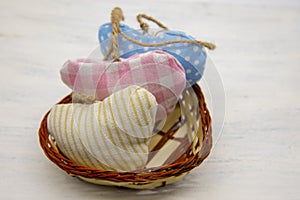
[60,50,186,118]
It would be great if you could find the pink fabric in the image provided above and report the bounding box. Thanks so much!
[60,50,186,117]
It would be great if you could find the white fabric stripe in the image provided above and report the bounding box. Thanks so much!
[62,105,78,161]
[115,87,148,154]
[106,97,141,168]
[71,105,101,169]
[111,90,148,158]
[100,99,132,171]
[81,104,110,168]
[125,88,151,146]
[88,103,121,170]
[57,106,70,159]
[130,88,156,136]
[108,93,147,168]
[69,105,92,167]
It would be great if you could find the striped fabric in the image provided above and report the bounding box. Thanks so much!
[60,50,186,119]
[47,86,158,172]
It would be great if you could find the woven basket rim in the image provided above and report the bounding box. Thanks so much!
[38,84,212,184]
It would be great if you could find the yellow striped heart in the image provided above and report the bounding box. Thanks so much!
[47,85,158,172]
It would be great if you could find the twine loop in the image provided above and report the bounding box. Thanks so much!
[137,14,168,33]
[104,7,216,61]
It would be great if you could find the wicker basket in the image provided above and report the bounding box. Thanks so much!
[39,84,212,189]
[38,7,213,189]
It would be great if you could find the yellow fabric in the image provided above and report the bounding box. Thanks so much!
[47,86,158,172]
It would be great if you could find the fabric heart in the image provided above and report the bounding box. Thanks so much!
[60,50,186,119]
[47,85,158,172]
[98,23,207,86]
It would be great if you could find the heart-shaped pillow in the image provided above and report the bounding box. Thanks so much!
[60,50,186,119]
[47,85,158,172]
[99,23,207,86]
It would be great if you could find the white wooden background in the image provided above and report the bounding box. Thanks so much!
[0,0,299,199]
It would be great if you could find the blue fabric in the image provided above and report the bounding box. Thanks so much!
[98,23,207,86]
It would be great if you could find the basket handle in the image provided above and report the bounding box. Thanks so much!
[136,14,168,33]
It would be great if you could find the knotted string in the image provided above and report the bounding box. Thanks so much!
[104,7,216,61]
[136,13,168,33]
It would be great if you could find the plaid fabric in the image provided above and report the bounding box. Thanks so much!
[60,50,186,118]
